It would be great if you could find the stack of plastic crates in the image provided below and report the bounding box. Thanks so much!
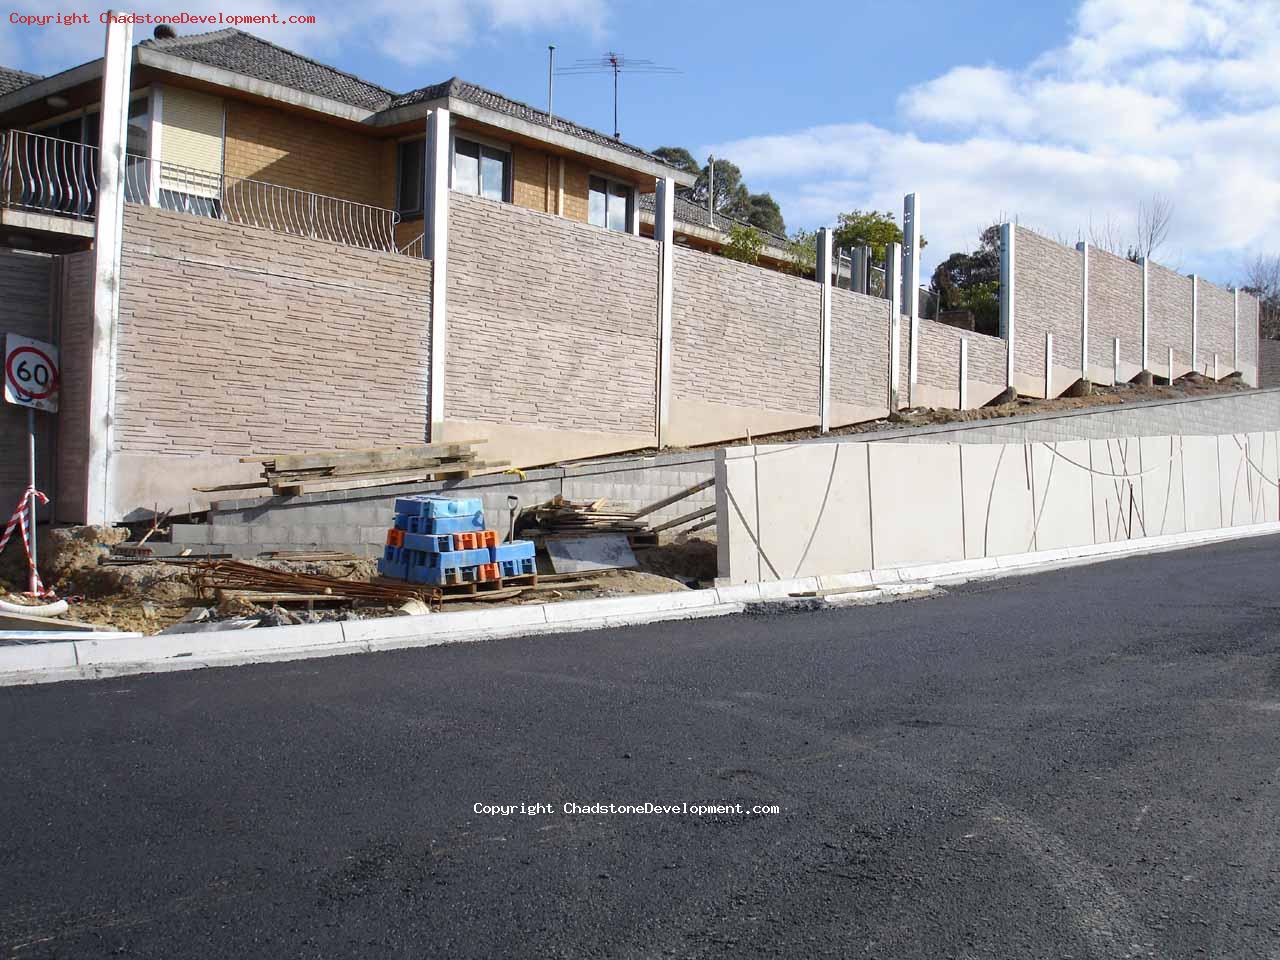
[378,495,536,587]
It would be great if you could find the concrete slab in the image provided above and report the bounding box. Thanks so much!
[1030,441,1096,552]
[869,443,964,568]
[1138,436,1185,538]
[959,443,1034,558]
[1181,434,1224,533]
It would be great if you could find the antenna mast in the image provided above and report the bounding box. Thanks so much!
[555,52,680,140]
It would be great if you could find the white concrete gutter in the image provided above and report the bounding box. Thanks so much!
[3,519,1278,687]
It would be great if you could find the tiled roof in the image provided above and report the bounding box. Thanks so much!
[0,65,41,97]
[639,192,789,249]
[136,29,670,167]
[390,78,663,163]
[139,28,394,110]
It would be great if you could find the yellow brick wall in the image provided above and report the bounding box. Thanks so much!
[512,144,552,213]
[223,100,396,209]
[562,159,590,223]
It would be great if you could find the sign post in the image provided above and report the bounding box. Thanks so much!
[3,334,59,595]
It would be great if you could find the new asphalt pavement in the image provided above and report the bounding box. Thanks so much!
[2,536,1279,958]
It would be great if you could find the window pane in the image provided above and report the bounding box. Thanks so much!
[588,176,607,227]
[480,146,505,202]
[607,181,629,231]
[454,139,479,196]
[397,140,422,214]
[126,99,149,156]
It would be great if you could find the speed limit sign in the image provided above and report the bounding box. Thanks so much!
[3,334,59,413]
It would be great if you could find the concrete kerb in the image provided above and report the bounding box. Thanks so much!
[3,519,1279,686]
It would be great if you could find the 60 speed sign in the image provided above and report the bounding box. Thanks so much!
[3,334,59,413]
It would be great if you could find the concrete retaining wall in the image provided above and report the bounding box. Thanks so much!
[169,388,1280,558]
[444,193,660,465]
[717,426,1280,583]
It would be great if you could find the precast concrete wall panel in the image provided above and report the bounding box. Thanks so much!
[1086,248,1143,384]
[1012,227,1082,397]
[829,287,890,426]
[1147,261,1194,375]
[868,444,965,568]
[1029,440,1095,551]
[959,443,1035,558]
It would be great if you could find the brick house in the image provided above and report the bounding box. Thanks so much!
[0,28,697,256]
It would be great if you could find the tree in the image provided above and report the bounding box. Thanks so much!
[1244,253,1280,340]
[785,228,817,278]
[930,224,1000,335]
[744,192,785,236]
[1086,193,1175,263]
[832,209,924,262]
[650,146,700,177]
[652,146,787,235]
[722,224,765,266]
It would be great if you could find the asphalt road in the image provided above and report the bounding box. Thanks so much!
[3,537,1280,959]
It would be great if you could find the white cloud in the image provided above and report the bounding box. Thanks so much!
[4,0,606,77]
[707,0,1280,284]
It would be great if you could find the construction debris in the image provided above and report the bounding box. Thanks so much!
[546,533,637,574]
[196,441,510,497]
[191,559,441,609]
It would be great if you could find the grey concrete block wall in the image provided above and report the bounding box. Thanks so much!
[0,247,54,522]
[1260,341,1280,388]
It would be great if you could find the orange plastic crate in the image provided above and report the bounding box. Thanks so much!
[386,528,405,548]
[452,530,498,550]
[476,562,501,582]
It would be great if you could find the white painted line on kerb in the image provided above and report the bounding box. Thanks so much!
[2,520,1279,687]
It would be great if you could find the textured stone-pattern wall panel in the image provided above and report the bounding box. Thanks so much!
[1013,227,1082,385]
[115,205,431,457]
[223,100,396,210]
[967,330,1008,388]
[1086,247,1142,370]
[899,317,911,403]
[830,288,889,410]
[448,193,658,435]
[0,248,54,519]
[671,245,819,416]
[1148,261,1193,367]
[916,319,963,392]
[915,320,1007,392]
[54,251,95,522]
[1197,279,1235,373]
[1260,339,1280,388]
[1239,293,1260,369]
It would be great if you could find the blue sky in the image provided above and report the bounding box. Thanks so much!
[4,0,1278,284]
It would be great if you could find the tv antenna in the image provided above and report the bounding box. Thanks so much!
[555,52,680,139]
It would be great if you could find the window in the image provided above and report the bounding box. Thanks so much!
[396,139,423,216]
[453,137,509,202]
[588,175,634,232]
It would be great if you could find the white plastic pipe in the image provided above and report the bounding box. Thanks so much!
[0,597,68,617]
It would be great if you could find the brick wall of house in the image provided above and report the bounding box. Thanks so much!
[0,248,54,523]
[1013,226,1083,393]
[446,193,659,435]
[222,100,396,210]
[512,144,553,213]
[1197,279,1236,374]
[562,159,591,223]
[671,246,819,417]
[53,251,95,523]
[830,287,889,416]
[114,205,431,458]
[1148,261,1194,369]
[1086,246,1143,372]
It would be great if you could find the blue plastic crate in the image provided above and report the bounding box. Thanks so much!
[406,547,492,585]
[498,556,536,578]
[378,545,409,580]
[403,532,455,553]
[491,540,535,563]
[394,495,485,519]
[407,512,485,535]
[393,513,412,531]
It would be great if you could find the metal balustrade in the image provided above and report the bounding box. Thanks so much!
[1,128,403,255]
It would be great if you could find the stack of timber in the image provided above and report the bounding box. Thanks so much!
[196,441,508,497]
[193,560,441,608]
[520,481,715,549]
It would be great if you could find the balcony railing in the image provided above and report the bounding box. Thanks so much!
[0,128,403,255]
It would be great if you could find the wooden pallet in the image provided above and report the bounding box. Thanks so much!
[439,573,539,597]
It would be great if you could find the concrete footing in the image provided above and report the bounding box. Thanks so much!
[1063,378,1092,398]
[1130,370,1155,387]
